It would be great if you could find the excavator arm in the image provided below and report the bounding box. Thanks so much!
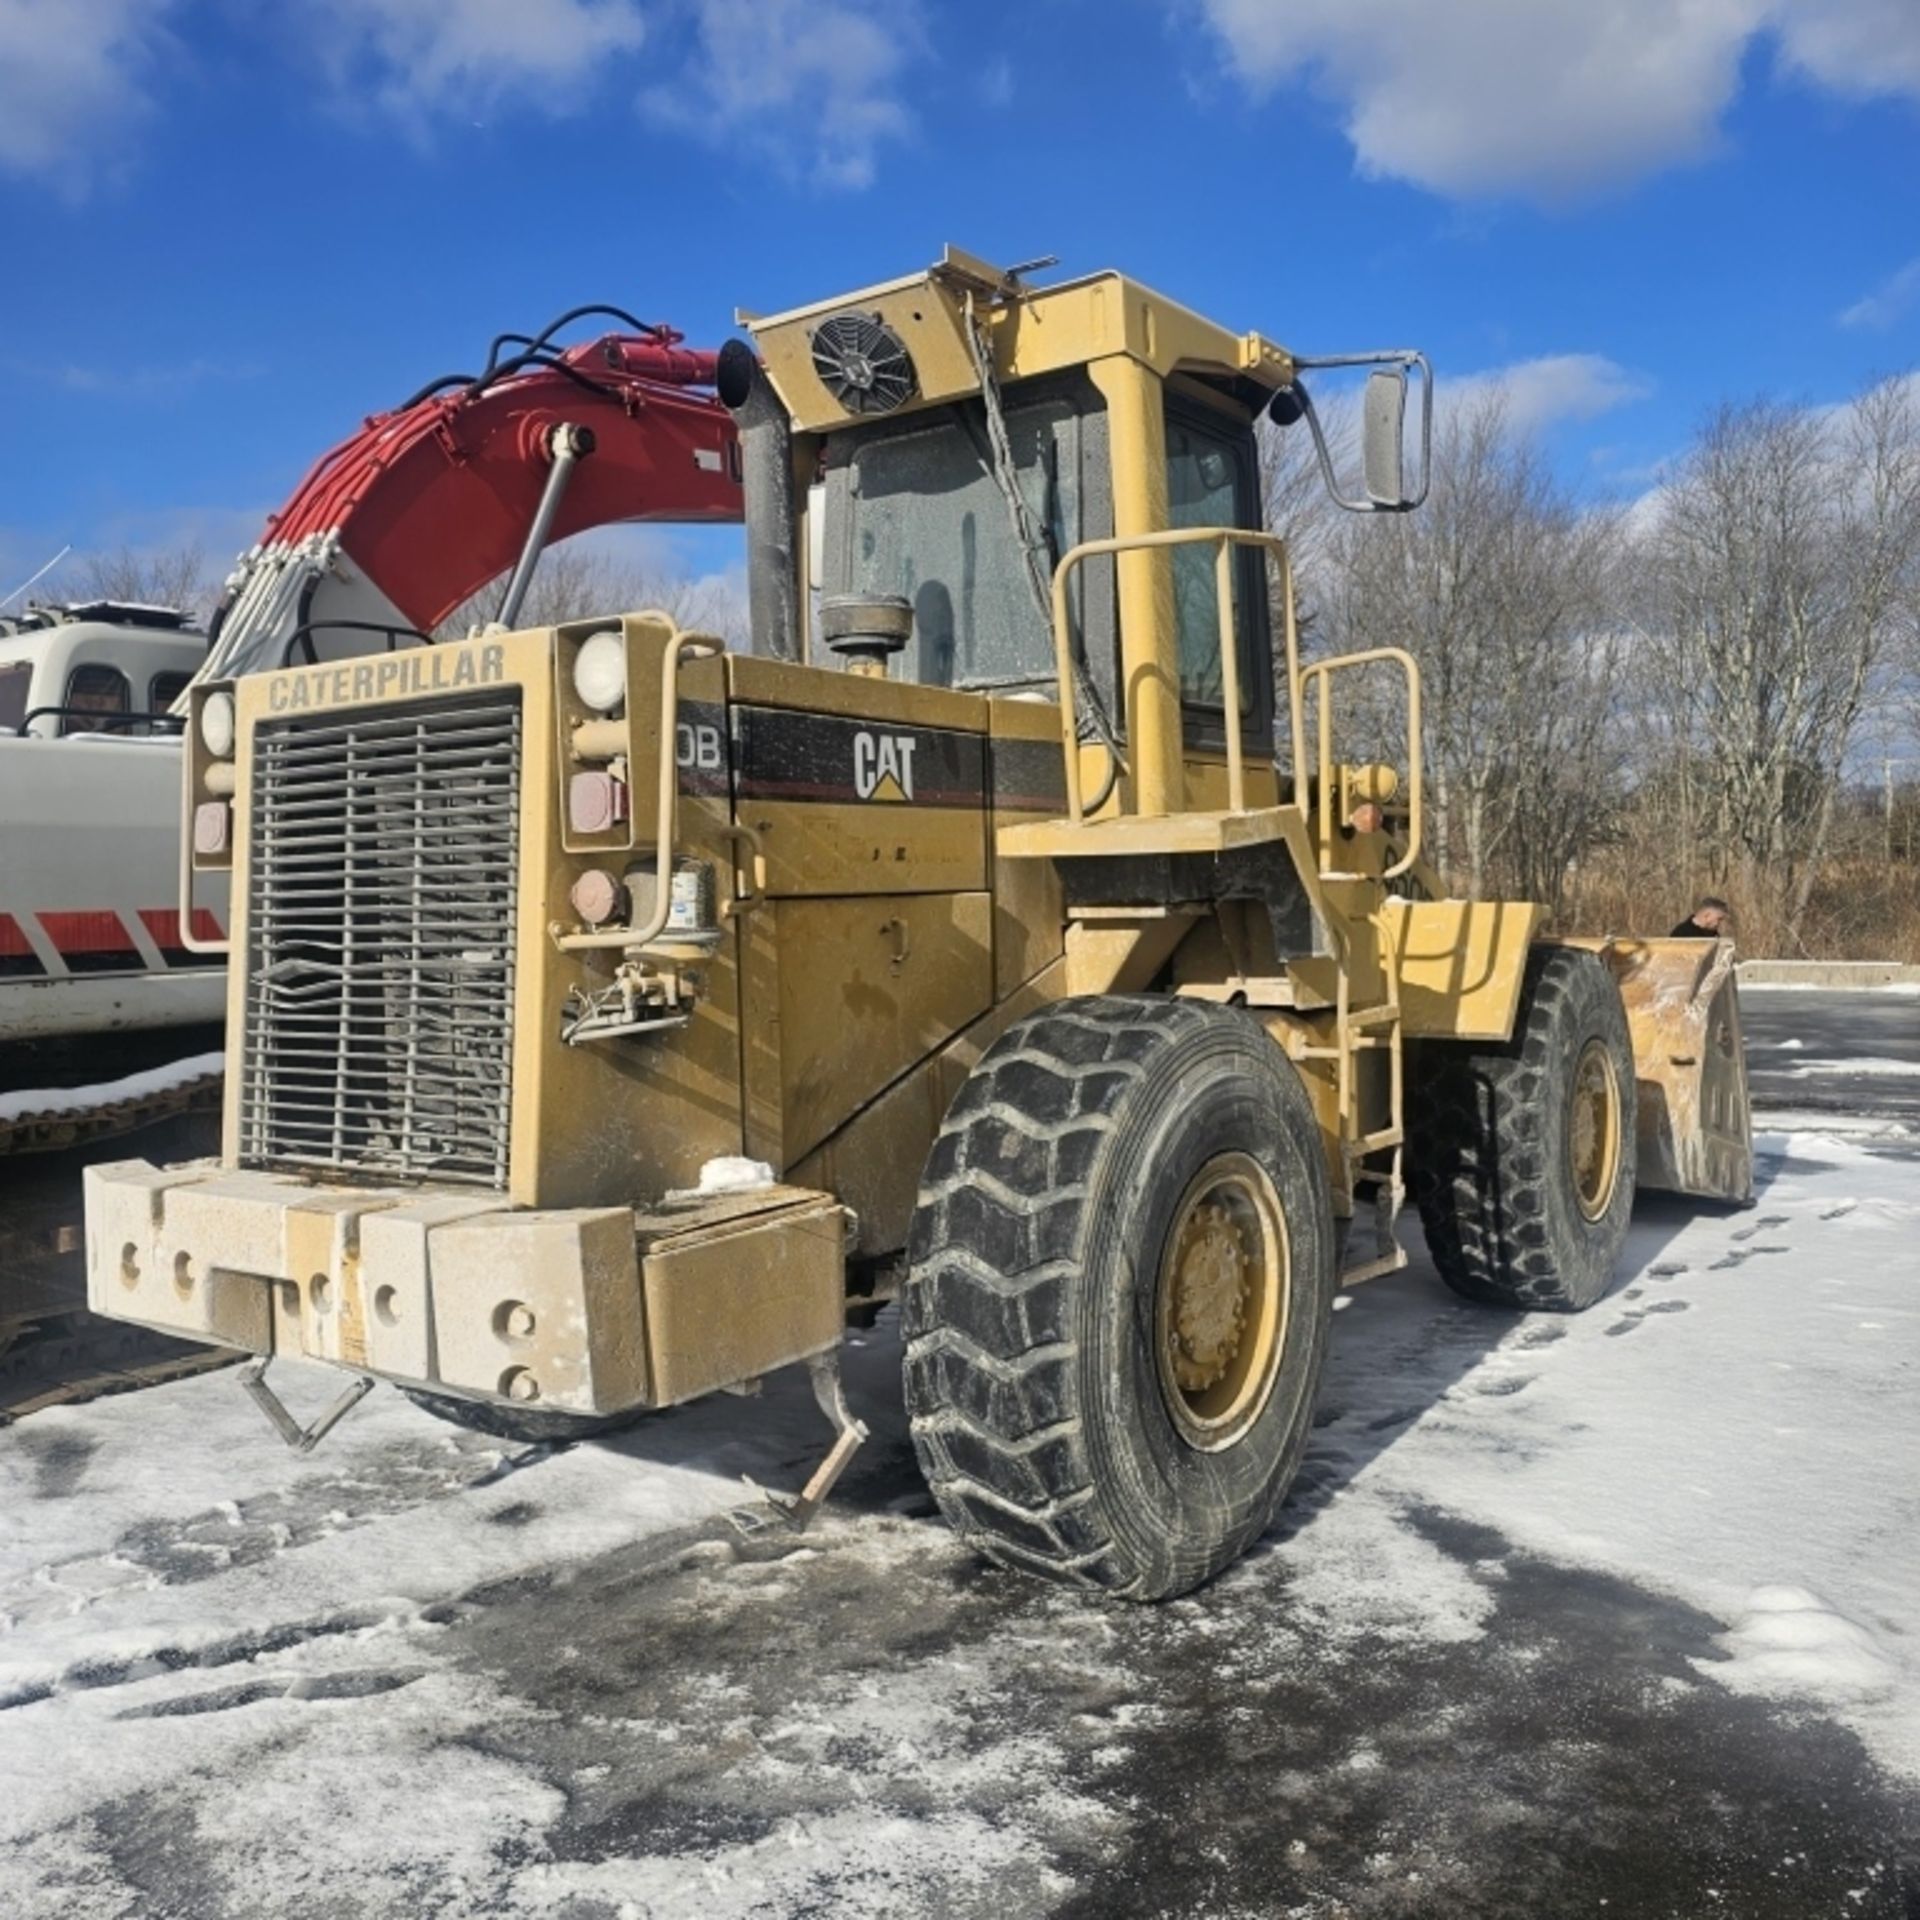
[200,308,740,684]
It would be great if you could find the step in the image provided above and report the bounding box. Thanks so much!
[1351,1127,1404,1154]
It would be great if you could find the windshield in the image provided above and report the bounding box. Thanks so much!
[820,391,1108,693]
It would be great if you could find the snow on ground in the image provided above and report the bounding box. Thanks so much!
[0,1120,1916,1915]
[1300,1118,1920,1772]
[1774,1058,1920,1077]
[0,1050,225,1123]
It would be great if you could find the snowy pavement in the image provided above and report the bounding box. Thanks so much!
[2,1118,1917,1918]
[1743,985,1920,1122]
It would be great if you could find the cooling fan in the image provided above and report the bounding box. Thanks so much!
[809,311,917,415]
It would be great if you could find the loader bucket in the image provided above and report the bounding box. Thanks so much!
[1601,938,1753,1204]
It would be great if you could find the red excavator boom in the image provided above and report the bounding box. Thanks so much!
[202,308,740,682]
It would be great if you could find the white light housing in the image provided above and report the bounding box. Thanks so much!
[572,632,627,714]
[199,689,236,759]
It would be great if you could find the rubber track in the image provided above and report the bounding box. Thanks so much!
[903,995,1220,1595]
[1407,946,1606,1309]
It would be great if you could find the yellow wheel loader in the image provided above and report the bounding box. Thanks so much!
[83,250,1751,1599]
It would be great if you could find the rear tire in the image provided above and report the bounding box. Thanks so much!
[903,994,1335,1600]
[401,1388,646,1446]
[1408,945,1635,1312]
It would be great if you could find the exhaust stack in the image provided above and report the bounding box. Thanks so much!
[717,339,799,664]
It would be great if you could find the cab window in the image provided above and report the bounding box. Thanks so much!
[0,663,27,732]
[62,664,130,736]
[149,670,192,715]
[819,382,1114,702]
[1166,411,1260,712]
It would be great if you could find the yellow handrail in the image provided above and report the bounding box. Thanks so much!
[1297,647,1423,880]
[554,629,725,951]
[1047,527,1305,823]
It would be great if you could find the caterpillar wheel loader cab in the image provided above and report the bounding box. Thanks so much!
[84,248,1751,1599]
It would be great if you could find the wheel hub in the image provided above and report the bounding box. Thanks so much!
[1569,1036,1623,1223]
[1168,1205,1251,1391]
[1154,1155,1291,1452]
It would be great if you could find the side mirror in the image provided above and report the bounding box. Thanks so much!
[1363,367,1408,507]
[1278,350,1431,515]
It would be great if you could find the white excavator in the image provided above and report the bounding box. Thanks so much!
[1,307,741,1373]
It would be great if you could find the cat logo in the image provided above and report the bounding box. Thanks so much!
[853,729,916,803]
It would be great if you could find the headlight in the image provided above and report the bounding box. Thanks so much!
[572,632,627,714]
[199,690,236,759]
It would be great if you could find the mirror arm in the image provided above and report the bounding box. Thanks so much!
[1285,350,1433,515]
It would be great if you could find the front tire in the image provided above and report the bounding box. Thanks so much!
[903,995,1335,1600]
[1408,945,1635,1311]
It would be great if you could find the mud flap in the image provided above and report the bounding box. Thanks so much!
[1601,938,1753,1204]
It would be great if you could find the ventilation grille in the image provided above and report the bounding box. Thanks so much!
[238,692,522,1189]
[809,311,917,415]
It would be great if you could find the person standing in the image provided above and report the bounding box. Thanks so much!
[1669,896,1733,939]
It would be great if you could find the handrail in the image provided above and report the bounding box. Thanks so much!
[1048,527,1304,822]
[554,629,726,951]
[178,761,230,959]
[14,705,184,737]
[1298,646,1423,880]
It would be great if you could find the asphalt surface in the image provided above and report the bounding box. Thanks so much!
[2,990,1916,1918]
[9,1291,1917,1920]
[1742,985,1920,1121]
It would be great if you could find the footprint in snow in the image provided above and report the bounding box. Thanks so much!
[1607,1299,1691,1336]
[1709,1245,1791,1270]
[1648,1260,1688,1279]
[1822,1199,1858,1220]
[1732,1214,1791,1242]
[1516,1322,1567,1349]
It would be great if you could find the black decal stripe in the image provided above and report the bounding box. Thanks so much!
[731,704,985,811]
[990,736,1070,815]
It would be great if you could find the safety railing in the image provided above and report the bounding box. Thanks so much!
[1048,527,1305,823]
[1298,647,1423,882]
[12,705,185,738]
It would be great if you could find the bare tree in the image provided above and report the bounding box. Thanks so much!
[1310,393,1625,903]
[64,542,215,623]
[1633,377,1920,941]
[436,539,746,644]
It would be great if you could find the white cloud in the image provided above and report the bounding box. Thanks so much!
[1838,258,1920,332]
[1194,0,1920,202]
[642,0,921,191]
[314,0,647,115]
[0,0,173,190]
[0,0,923,195]
[1772,0,1920,98]
[1447,354,1653,437]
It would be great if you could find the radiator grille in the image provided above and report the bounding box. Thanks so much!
[239,692,522,1188]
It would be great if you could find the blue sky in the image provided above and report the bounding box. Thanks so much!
[1,0,1917,601]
